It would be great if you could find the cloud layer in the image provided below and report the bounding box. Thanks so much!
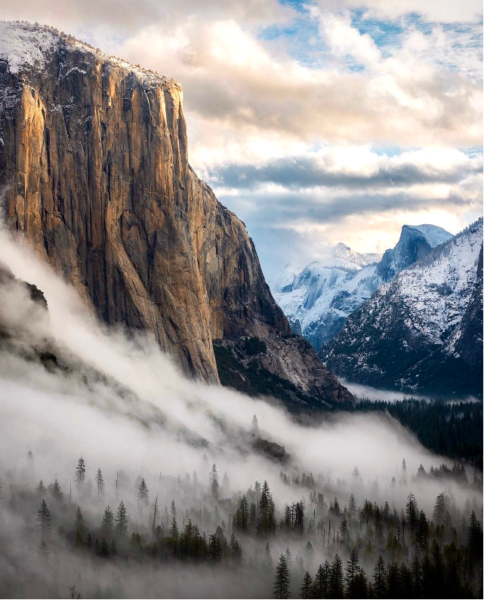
[1,0,482,273]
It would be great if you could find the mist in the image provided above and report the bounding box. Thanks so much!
[0,225,482,598]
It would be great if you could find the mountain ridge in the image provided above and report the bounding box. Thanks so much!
[321,219,483,397]
[271,223,452,350]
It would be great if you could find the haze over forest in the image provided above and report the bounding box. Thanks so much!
[0,1,482,599]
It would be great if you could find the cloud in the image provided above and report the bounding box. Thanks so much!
[207,148,482,190]
[315,0,483,23]
[0,0,293,32]
[1,0,481,273]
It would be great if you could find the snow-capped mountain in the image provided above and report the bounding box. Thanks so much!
[377,224,453,282]
[271,225,452,350]
[321,219,483,397]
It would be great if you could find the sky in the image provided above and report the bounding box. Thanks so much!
[1,0,482,276]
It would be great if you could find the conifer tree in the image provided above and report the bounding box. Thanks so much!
[115,501,128,541]
[208,533,222,561]
[373,555,387,599]
[137,478,149,504]
[75,505,86,543]
[152,494,159,533]
[329,555,344,599]
[234,495,249,533]
[95,468,105,501]
[230,533,242,562]
[210,464,219,501]
[300,572,312,599]
[339,515,349,546]
[49,479,63,502]
[432,492,446,525]
[170,516,179,541]
[345,547,360,597]
[36,480,46,495]
[36,499,52,543]
[406,493,418,533]
[101,506,114,538]
[311,561,330,599]
[75,457,86,491]
[251,415,259,436]
[274,554,290,599]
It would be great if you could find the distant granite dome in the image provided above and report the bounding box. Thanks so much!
[377,224,453,282]
[321,219,483,398]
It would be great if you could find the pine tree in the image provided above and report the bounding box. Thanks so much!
[406,493,418,533]
[339,515,349,546]
[230,533,242,562]
[49,479,63,502]
[152,494,159,533]
[252,415,259,436]
[36,480,46,495]
[137,478,149,504]
[348,494,357,518]
[36,499,52,543]
[75,457,86,491]
[432,492,446,525]
[416,509,429,551]
[208,533,222,561]
[75,506,86,543]
[373,555,387,599]
[170,516,179,541]
[234,495,249,533]
[115,501,128,541]
[468,510,483,561]
[300,572,312,599]
[345,547,360,598]
[329,555,344,599]
[101,506,114,538]
[95,468,105,501]
[210,464,219,501]
[258,481,276,534]
[274,554,290,599]
[311,562,330,599]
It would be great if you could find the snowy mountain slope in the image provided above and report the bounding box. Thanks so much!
[321,219,483,397]
[271,224,452,350]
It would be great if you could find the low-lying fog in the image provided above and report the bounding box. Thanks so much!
[0,224,481,598]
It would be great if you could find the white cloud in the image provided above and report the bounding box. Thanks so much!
[315,0,483,23]
[1,0,481,272]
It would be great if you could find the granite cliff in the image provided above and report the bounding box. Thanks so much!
[0,21,352,409]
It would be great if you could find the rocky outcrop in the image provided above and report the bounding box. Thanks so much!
[376,224,453,282]
[0,22,352,408]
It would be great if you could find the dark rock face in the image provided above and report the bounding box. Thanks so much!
[0,22,352,408]
[321,220,483,398]
[376,225,452,282]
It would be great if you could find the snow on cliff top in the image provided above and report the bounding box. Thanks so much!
[0,21,58,74]
[406,224,453,248]
[0,21,178,89]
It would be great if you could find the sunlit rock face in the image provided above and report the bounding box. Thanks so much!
[0,21,352,408]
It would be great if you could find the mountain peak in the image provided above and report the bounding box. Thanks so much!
[403,224,453,248]
[0,20,178,89]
